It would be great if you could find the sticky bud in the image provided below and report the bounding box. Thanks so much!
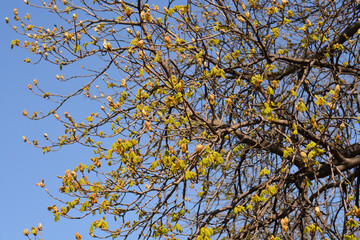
[126,28,132,34]
[22,136,27,142]
[23,110,28,116]
[28,84,32,90]
[72,13,77,20]
[54,114,59,120]
[38,223,42,231]
[24,0,29,4]
[24,229,29,236]
[5,17,9,23]
[44,133,48,138]
[33,79,37,85]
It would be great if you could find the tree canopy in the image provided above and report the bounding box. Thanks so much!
[8,0,360,239]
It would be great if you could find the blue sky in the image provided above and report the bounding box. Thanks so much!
[0,1,96,239]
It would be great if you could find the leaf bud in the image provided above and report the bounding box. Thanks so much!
[209,94,215,105]
[315,206,321,217]
[280,217,288,232]
[126,28,133,34]
[23,110,28,116]
[38,223,42,231]
[64,32,71,40]
[31,227,38,236]
[5,17,9,23]
[140,11,146,20]
[24,229,29,236]
[72,13,77,20]
[164,35,171,46]
[102,39,112,50]
[33,79,37,85]
[300,151,307,159]
[23,136,27,142]
[79,163,84,172]
[142,109,149,117]
[125,8,132,17]
[138,50,144,59]
[24,0,29,4]
[334,84,340,96]
[28,84,32,90]
[180,143,187,152]
[121,78,127,87]
[340,123,345,130]
[137,40,144,49]
[306,19,311,27]
[145,120,153,131]
[76,233,82,240]
[196,144,204,153]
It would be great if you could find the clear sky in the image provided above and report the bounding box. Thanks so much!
[1,1,96,239]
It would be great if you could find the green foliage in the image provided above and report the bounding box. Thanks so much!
[9,0,360,239]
